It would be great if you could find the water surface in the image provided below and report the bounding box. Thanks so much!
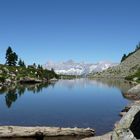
[0,79,132,135]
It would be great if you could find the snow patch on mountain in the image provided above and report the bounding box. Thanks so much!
[45,60,118,75]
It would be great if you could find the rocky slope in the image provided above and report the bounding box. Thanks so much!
[92,49,140,78]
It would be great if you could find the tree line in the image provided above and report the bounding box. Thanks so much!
[121,42,140,62]
[5,46,43,69]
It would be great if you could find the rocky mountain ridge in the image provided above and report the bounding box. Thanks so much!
[92,49,140,78]
[45,60,117,75]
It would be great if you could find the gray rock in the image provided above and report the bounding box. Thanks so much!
[82,132,113,140]
[113,129,136,140]
[10,73,16,77]
[5,79,11,84]
[128,84,140,94]
[133,77,138,81]
[112,105,140,140]
[124,84,140,100]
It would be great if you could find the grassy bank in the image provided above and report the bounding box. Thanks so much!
[125,68,140,83]
[0,64,58,84]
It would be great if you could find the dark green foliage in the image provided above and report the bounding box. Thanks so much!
[6,46,12,57]
[18,59,26,67]
[5,89,17,108]
[0,76,5,83]
[37,64,41,69]
[125,68,140,83]
[1,46,58,82]
[33,63,37,68]
[37,64,43,70]
[5,47,18,66]
[135,42,140,51]
[0,63,58,84]
[0,83,50,108]
[121,54,127,62]
[36,68,58,80]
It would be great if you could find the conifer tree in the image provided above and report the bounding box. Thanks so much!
[5,47,18,66]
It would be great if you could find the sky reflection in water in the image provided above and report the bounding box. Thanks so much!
[0,79,132,135]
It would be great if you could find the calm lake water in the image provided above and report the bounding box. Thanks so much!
[0,78,132,135]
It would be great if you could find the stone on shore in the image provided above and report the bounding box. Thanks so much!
[112,105,140,140]
[124,84,140,100]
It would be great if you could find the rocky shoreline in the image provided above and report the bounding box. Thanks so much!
[0,65,59,89]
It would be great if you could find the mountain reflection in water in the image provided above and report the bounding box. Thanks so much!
[0,78,132,135]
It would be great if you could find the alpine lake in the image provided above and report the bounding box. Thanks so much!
[0,78,133,139]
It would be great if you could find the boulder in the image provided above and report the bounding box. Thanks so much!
[124,84,140,100]
[5,79,12,84]
[133,77,138,81]
[112,105,140,140]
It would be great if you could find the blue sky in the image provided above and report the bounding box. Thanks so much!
[0,0,140,65]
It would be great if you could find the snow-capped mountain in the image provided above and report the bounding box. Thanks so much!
[45,60,118,75]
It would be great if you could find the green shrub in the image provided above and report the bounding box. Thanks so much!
[0,76,6,83]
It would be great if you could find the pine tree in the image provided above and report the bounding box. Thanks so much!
[33,63,36,68]
[5,46,12,65]
[135,42,140,51]
[37,64,43,70]
[18,59,26,67]
[5,47,18,66]
[121,54,127,62]
[22,61,25,67]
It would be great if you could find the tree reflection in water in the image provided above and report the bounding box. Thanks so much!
[0,83,52,108]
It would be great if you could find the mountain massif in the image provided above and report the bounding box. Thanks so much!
[92,48,140,78]
[45,60,117,75]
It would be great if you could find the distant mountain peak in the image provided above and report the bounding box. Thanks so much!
[44,60,118,75]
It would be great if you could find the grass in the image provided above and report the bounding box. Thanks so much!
[125,68,140,83]
[0,64,58,83]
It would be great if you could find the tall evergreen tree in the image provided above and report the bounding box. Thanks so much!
[18,59,26,67]
[33,63,36,68]
[5,46,18,66]
[5,46,12,63]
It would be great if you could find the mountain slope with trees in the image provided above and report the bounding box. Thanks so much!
[92,43,140,79]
